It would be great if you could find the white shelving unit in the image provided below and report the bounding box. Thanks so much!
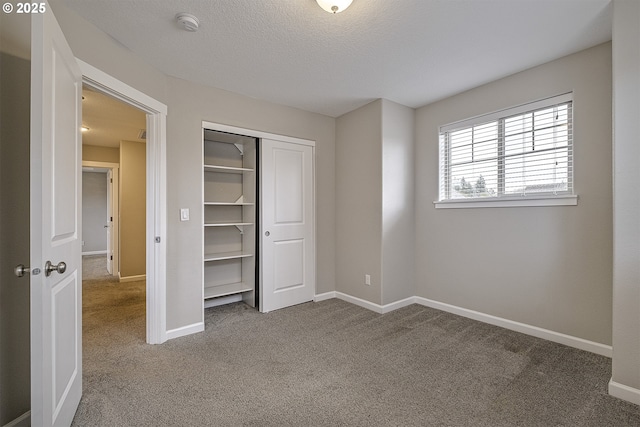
[202,129,257,306]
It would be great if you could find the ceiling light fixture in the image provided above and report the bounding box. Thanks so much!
[316,0,353,14]
[175,13,199,32]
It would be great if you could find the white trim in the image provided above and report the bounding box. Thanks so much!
[82,250,107,256]
[119,274,146,283]
[314,291,337,302]
[609,379,640,405]
[321,292,612,356]
[335,292,384,313]
[434,194,578,209]
[202,121,315,147]
[165,322,205,341]
[440,92,573,133]
[381,296,416,313]
[334,292,414,314]
[82,160,119,277]
[3,411,30,427]
[204,294,243,308]
[78,60,167,115]
[79,59,167,344]
[414,297,612,357]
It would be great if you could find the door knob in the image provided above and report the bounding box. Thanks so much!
[14,264,30,277]
[14,264,41,277]
[45,261,67,277]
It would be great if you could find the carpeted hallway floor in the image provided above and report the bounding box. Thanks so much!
[73,255,640,426]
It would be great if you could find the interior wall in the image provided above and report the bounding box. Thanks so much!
[0,52,31,425]
[415,42,613,345]
[82,171,108,254]
[611,0,640,400]
[50,0,336,332]
[335,100,383,305]
[165,76,336,329]
[381,100,415,305]
[119,140,146,278]
[83,144,119,163]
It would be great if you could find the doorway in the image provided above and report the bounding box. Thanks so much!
[80,59,168,344]
[81,84,148,347]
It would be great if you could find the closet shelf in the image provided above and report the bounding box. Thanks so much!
[204,202,255,206]
[204,222,254,227]
[204,251,254,262]
[203,282,253,299]
[204,164,254,173]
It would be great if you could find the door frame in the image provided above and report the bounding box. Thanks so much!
[81,60,168,344]
[201,121,316,313]
[82,161,119,275]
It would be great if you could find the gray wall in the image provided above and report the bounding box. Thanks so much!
[381,100,415,305]
[415,42,613,345]
[336,100,383,304]
[165,76,335,329]
[82,171,108,253]
[335,99,415,306]
[0,52,31,425]
[611,0,640,395]
[119,140,146,278]
[50,0,336,331]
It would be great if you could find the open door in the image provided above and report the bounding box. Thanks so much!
[106,169,113,275]
[260,138,315,312]
[30,3,83,425]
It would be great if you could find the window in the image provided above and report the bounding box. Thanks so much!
[437,93,575,208]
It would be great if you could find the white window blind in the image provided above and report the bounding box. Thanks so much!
[438,93,573,203]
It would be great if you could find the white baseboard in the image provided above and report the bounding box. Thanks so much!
[314,291,336,302]
[609,379,640,405]
[119,274,146,283]
[318,291,611,357]
[414,296,612,358]
[204,294,243,308]
[165,322,204,341]
[4,411,30,427]
[336,292,385,313]
[334,292,415,314]
[82,250,107,256]
[381,296,415,313]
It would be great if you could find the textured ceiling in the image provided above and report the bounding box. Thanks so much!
[63,0,612,117]
[82,86,146,148]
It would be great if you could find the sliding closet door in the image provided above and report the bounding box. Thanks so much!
[260,138,315,312]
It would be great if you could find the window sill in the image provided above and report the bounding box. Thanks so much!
[434,195,578,209]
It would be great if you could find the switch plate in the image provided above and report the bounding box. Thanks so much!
[180,208,190,221]
[365,274,371,286]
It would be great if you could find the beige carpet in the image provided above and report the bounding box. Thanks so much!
[73,259,640,426]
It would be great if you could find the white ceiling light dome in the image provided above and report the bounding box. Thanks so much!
[316,0,353,14]
[175,13,200,32]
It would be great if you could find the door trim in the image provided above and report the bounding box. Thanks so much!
[201,121,316,313]
[202,121,315,147]
[80,60,168,344]
[82,161,119,276]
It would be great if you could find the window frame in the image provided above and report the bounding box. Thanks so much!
[435,93,578,209]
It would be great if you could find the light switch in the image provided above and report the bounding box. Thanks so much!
[180,208,190,221]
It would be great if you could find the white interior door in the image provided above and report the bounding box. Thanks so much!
[260,138,315,312]
[106,169,113,274]
[30,3,83,426]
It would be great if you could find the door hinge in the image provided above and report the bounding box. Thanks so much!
[110,255,113,260]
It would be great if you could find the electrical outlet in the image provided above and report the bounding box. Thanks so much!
[365,274,371,286]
